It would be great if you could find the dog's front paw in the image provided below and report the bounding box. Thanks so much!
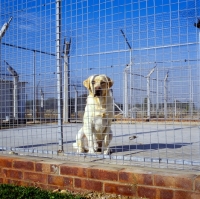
[88,148,95,154]
[103,148,111,155]
[77,148,85,153]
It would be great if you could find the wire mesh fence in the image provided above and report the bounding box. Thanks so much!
[0,0,200,171]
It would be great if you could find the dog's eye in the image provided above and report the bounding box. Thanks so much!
[92,81,95,84]
[101,81,106,85]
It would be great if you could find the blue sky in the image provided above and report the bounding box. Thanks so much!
[0,0,200,105]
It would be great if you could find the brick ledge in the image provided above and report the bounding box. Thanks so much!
[0,154,200,199]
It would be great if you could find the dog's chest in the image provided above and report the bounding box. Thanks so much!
[93,116,107,132]
[87,96,112,132]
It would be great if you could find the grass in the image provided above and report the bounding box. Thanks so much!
[0,184,83,199]
[0,184,149,199]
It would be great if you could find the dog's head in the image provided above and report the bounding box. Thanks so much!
[83,75,113,97]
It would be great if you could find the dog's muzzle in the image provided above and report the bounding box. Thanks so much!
[94,87,102,97]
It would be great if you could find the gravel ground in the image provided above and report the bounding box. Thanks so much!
[83,192,147,199]
[53,189,148,199]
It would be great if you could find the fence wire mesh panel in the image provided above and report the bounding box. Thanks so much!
[0,0,200,171]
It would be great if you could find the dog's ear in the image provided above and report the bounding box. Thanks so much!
[83,76,91,90]
[107,76,114,88]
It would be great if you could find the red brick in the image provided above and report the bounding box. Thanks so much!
[174,176,194,190]
[0,178,3,184]
[13,160,34,171]
[35,162,60,174]
[48,175,63,186]
[35,163,51,173]
[119,170,137,184]
[190,192,200,199]
[60,164,88,178]
[3,169,23,179]
[35,183,49,190]
[174,190,192,199]
[195,176,200,192]
[155,174,194,190]
[136,173,153,185]
[63,176,73,187]
[137,186,157,199]
[0,157,13,168]
[21,180,35,187]
[74,178,102,192]
[48,175,73,187]
[50,164,60,174]
[119,169,153,185]
[88,166,118,181]
[5,178,34,187]
[159,189,174,199]
[24,172,47,184]
[104,182,137,196]
[175,191,200,199]
[0,168,2,177]
[154,174,175,188]
[5,179,23,186]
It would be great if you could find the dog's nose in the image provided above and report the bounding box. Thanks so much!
[94,86,102,97]
[95,86,101,90]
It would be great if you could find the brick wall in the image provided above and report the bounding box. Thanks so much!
[0,154,200,199]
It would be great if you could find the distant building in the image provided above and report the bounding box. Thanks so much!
[129,107,140,118]
[0,79,26,123]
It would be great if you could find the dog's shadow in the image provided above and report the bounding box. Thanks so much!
[110,142,191,153]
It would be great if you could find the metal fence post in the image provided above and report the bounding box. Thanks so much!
[63,39,71,123]
[164,71,169,119]
[40,88,44,120]
[121,29,132,118]
[174,99,177,117]
[156,68,159,117]
[194,19,200,118]
[0,18,12,58]
[56,0,63,153]
[33,50,36,123]
[147,66,156,119]
[6,62,18,120]
[124,65,129,117]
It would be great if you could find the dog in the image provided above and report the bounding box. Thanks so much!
[73,74,114,155]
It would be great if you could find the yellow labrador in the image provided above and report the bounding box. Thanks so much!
[73,74,114,155]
